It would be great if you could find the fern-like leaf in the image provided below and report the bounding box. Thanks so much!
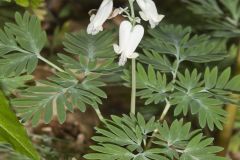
[12,72,106,125]
[142,25,227,63]
[85,114,225,160]
[184,0,240,37]
[58,31,119,75]
[123,64,240,130]
[0,11,47,75]
[123,63,173,105]
[0,74,32,95]
[172,67,240,130]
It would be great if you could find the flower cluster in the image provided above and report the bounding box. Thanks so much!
[87,0,164,66]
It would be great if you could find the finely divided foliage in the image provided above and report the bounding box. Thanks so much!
[184,0,240,37]
[0,12,47,75]
[142,25,227,64]
[0,2,239,159]
[84,114,226,160]
[12,72,107,125]
[0,12,115,125]
[58,31,118,74]
[122,64,173,105]
[0,74,33,95]
[124,25,240,131]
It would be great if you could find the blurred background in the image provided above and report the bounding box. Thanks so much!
[0,0,240,160]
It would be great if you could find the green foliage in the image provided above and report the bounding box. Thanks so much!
[0,11,47,75]
[154,120,226,160]
[0,74,32,95]
[58,31,118,75]
[0,7,238,160]
[179,134,225,160]
[0,137,61,160]
[94,113,157,148]
[15,0,29,7]
[153,120,195,159]
[63,31,115,59]
[84,113,166,160]
[120,24,240,130]
[123,63,240,130]
[3,0,43,8]
[122,64,173,105]
[0,91,40,160]
[184,0,240,37]
[84,114,225,160]
[0,143,31,160]
[139,50,173,73]
[12,72,107,125]
[141,25,226,65]
[172,68,227,130]
[0,12,119,125]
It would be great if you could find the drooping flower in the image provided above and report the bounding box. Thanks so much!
[113,21,144,66]
[136,0,165,28]
[87,0,113,35]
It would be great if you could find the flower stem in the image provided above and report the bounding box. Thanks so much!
[128,0,136,26]
[37,54,65,73]
[130,58,136,114]
[126,0,137,114]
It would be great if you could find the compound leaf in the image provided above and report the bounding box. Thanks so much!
[12,72,106,125]
[142,25,226,63]
[0,11,47,75]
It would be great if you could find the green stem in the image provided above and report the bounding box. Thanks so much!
[146,99,171,149]
[130,58,136,114]
[128,0,136,26]
[159,99,171,121]
[127,0,137,114]
[147,47,180,149]
[37,54,65,73]
[95,108,105,122]
[172,46,181,83]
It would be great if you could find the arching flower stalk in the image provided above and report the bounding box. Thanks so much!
[87,0,163,116]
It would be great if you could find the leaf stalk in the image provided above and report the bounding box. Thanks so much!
[37,54,65,73]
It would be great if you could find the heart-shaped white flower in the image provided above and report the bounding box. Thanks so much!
[136,0,165,28]
[114,21,144,66]
[87,0,113,35]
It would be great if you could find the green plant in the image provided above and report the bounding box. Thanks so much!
[184,0,240,37]
[1,0,240,159]
[184,0,240,156]
[0,91,39,160]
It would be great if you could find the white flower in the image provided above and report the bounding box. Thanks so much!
[87,0,113,35]
[113,21,144,66]
[136,0,165,28]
